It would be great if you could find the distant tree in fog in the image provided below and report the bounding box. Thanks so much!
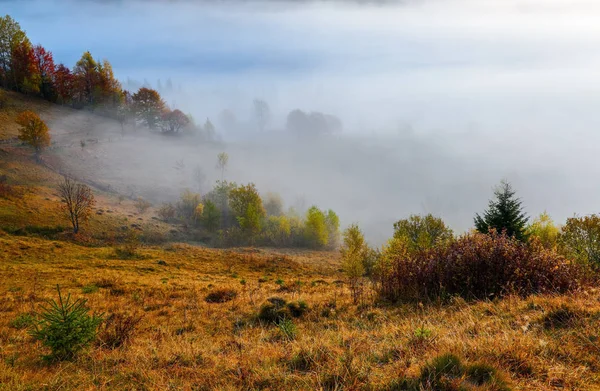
[216,152,229,181]
[253,99,270,131]
[132,87,166,129]
[117,90,133,134]
[286,109,342,138]
[203,118,216,139]
[264,192,284,217]
[58,176,95,234]
[192,165,206,192]
[219,109,237,133]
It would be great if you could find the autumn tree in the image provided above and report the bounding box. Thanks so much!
[201,200,221,232]
[527,212,559,250]
[253,98,270,131]
[559,214,600,268]
[132,87,165,129]
[58,176,95,234]
[304,206,329,248]
[96,59,123,113]
[160,109,189,133]
[0,15,27,89]
[32,44,55,100]
[16,110,50,162]
[73,51,100,107]
[229,183,266,237]
[393,214,453,254]
[11,38,38,94]
[341,224,369,304]
[53,64,74,104]
[325,209,341,248]
[204,180,237,227]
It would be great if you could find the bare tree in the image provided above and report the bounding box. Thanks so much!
[253,99,270,132]
[58,176,95,234]
[192,165,206,192]
[216,152,229,181]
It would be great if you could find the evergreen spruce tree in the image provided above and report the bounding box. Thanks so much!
[474,180,529,241]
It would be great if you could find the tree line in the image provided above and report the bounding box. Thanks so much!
[0,15,205,136]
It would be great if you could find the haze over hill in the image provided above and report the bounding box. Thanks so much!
[5,0,600,243]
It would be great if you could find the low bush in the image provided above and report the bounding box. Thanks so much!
[258,297,289,323]
[97,312,143,349]
[157,203,176,222]
[205,288,238,303]
[134,197,152,214]
[257,297,309,324]
[378,231,584,301]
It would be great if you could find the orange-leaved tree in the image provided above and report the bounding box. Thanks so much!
[58,176,95,234]
[16,110,50,162]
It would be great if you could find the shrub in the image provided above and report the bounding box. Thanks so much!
[258,297,308,324]
[30,286,103,361]
[114,230,140,259]
[176,189,203,224]
[97,312,143,349]
[258,297,289,323]
[134,197,152,214]
[205,288,238,303]
[286,300,309,317]
[379,231,583,302]
[157,203,176,222]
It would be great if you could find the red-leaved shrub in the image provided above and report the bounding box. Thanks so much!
[378,231,584,301]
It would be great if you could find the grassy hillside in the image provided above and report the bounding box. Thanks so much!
[1,91,600,390]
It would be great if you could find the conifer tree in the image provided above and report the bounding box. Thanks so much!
[474,180,529,241]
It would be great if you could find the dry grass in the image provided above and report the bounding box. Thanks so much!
[1,234,600,390]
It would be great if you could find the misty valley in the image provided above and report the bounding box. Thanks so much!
[2,1,600,391]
